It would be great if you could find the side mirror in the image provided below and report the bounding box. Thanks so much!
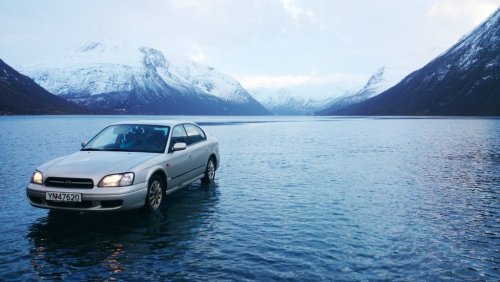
[81,140,87,148]
[172,142,187,151]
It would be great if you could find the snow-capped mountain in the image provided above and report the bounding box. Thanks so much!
[0,59,84,114]
[328,8,500,116]
[251,67,389,115]
[250,84,345,115]
[21,41,269,115]
[316,67,388,114]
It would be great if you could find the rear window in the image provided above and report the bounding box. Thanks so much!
[184,124,206,145]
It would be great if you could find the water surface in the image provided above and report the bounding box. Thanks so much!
[0,116,498,280]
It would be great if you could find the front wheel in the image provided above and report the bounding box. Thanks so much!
[144,175,165,212]
[202,157,216,183]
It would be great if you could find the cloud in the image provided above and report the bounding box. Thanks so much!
[428,0,499,25]
[190,53,206,63]
[239,73,365,88]
[240,75,312,88]
[281,0,316,24]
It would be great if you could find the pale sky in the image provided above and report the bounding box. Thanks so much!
[0,0,498,92]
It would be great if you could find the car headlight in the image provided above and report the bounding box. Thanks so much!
[31,171,43,185]
[98,173,134,187]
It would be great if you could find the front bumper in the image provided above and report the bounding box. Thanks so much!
[26,182,148,211]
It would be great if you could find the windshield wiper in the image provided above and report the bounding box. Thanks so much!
[81,148,102,151]
[104,148,130,152]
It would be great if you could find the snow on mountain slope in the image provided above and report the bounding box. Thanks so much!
[0,59,85,114]
[250,84,345,115]
[25,63,144,97]
[251,68,389,115]
[140,46,253,103]
[316,67,389,114]
[21,41,268,115]
[326,8,500,116]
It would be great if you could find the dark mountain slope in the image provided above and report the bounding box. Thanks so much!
[329,9,500,116]
[0,59,85,114]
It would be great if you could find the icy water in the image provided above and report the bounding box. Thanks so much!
[0,115,498,280]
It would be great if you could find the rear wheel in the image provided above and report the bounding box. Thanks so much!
[145,175,164,211]
[202,157,216,183]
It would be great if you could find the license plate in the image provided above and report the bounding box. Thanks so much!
[46,192,82,202]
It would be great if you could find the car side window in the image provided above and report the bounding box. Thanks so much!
[184,124,206,145]
[170,125,187,151]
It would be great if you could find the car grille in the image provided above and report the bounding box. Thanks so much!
[46,200,93,208]
[44,177,94,189]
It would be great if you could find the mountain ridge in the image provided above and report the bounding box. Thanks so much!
[250,86,335,115]
[22,42,270,115]
[316,67,388,114]
[324,8,500,116]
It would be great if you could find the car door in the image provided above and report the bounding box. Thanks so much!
[184,123,209,176]
[166,125,194,189]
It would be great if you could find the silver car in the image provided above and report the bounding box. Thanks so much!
[26,120,219,212]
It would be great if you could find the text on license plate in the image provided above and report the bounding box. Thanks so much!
[46,192,82,202]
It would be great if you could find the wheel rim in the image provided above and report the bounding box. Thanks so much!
[149,180,162,209]
[207,160,215,180]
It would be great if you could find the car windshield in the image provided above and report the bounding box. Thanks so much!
[82,124,170,153]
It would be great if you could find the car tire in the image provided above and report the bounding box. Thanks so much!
[202,157,216,183]
[144,175,165,212]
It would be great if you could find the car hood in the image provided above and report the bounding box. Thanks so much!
[39,151,160,183]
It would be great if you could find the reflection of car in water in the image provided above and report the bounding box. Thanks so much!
[26,120,220,212]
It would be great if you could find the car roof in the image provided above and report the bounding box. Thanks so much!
[111,120,195,127]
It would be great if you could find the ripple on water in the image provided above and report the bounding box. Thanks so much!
[0,116,498,280]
